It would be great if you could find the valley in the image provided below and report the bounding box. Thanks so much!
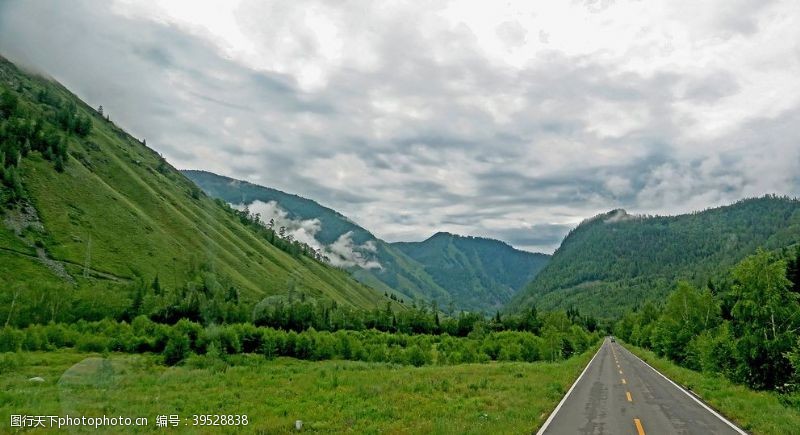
[2,28,800,434]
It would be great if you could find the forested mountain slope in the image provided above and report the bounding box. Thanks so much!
[0,55,388,327]
[512,197,800,318]
[393,232,549,311]
[184,170,551,312]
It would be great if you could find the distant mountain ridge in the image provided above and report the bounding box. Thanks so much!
[183,170,551,311]
[393,232,550,310]
[511,196,800,318]
[182,170,375,246]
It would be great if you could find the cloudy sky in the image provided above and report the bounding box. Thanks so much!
[2,0,799,253]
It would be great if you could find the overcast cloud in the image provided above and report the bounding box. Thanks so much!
[1,0,799,253]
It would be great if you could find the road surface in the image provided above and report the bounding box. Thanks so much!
[538,338,746,435]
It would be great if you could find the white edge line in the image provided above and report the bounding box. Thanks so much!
[618,344,748,435]
[536,340,605,435]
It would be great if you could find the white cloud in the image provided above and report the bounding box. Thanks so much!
[1,0,798,253]
[235,201,381,269]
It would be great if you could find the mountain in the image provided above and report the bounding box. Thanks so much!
[183,170,550,311]
[511,196,800,318]
[181,170,375,246]
[0,55,388,327]
[393,232,550,311]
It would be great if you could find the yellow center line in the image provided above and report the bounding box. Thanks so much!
[619,370,623,375]
[626,391,633,402]
[622,378,626,384]
[634,418,646,435]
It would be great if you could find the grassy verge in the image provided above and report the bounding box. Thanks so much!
[622,343,800,435]
[1,346,598,434]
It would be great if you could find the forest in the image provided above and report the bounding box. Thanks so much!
[614,247,800,394]
[515,198,800,318]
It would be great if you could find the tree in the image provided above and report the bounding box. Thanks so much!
[652,282,719,363]
[0,90,18,119]
[54,154,65,172]
[520,306,542,334]
[74,115,92,137]
[729,250,800,389]
[163,330,191,365]
[786,246,800,294]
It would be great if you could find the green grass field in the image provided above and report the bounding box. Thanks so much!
[1,347,597,434]
[623,343,800,435]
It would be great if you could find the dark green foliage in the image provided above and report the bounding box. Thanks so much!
[786,246,800,295]
[249,295,589,341]
[2,314,599,367]
[76,335,110,353]
[616,249,800,391]
[55,101,92,137]
[0,166,24,202]
[0,90,18,118]
[163,330,191,366]
[0,327,25,352]
[515,198,800,317]
[728,251,798,390]
[0,65,83,199]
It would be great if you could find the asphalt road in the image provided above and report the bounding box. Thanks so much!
[538,338,746,435]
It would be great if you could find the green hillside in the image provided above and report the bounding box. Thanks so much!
[0,55,388,327]
[183,170,450,306]
[184,170,551,312]
[393,232,549,310]
[512,196,800,318]
[182,170,375,246]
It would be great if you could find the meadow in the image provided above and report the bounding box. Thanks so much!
[1,347,597,434]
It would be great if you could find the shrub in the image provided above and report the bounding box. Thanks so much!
[76,334,110,353]
[406,345,431,367]
[163,331,191,366]
[0,327,25,352]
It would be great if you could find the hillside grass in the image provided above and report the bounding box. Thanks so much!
[0,55,388,316]
[622,343,800,435]
[1,347,597,434]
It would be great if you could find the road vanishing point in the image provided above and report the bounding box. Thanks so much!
[538,338,747,435]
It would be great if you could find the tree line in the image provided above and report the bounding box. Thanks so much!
[614,247,800,392]
[0,312,600,368]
